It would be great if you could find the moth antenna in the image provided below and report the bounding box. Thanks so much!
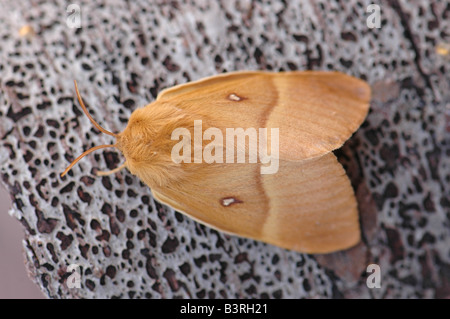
[96,162,127,176]
[61,81,121,178]
[74,80,117,137]
[61,144,115,178]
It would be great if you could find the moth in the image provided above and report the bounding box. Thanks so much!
[62,71,371,254]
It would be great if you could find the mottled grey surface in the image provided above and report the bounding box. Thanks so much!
[0,0,448,298]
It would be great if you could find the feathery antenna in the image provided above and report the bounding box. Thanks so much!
[61,81,119,177]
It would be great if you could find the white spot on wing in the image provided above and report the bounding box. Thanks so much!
[228,93,242,101]
[221,197,243,207]
[222,198,235,206]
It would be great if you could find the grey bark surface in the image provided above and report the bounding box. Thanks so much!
[0,0,448,298]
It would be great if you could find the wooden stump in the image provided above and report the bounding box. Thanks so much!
[0,0,448,298]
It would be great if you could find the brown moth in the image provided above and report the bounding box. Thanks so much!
[62,71,371,254]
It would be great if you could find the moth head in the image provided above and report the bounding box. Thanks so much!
[113,108,157,175]
[61,81,182,186]
[113,102,193,186]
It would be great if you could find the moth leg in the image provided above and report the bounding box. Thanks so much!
[96,162,127,176]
